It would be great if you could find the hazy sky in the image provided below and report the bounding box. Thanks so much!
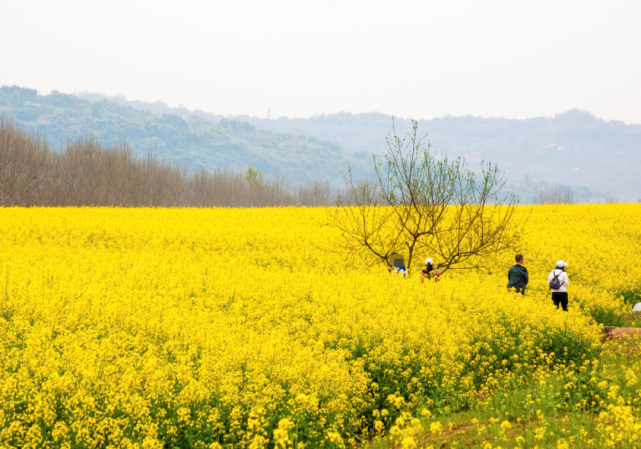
[2,0,640,122]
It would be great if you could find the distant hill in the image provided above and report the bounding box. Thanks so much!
[237,112,641,202]
[4,86,640,201]
[76,91,641,201]
[0,86,370,187]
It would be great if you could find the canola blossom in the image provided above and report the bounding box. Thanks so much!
[0,205,639,448]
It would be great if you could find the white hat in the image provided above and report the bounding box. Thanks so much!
[425,258,433,265]
[556,260,568,267]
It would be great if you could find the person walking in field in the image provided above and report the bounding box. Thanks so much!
[507,254,528,294]
[421,258,441,282]
[548,260,570,311]
[388,264,407,276]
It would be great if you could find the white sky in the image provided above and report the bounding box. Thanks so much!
[1,0,640,123]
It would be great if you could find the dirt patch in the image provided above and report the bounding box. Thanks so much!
[602,326,641,339]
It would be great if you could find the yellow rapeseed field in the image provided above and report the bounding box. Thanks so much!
[0,205,639,448]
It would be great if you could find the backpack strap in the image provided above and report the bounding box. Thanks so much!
[553,269,564,284]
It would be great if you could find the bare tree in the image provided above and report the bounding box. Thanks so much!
[606,196,619,204]
[296,180,334,206]
[328,120,523,275]
[533,185,574,205]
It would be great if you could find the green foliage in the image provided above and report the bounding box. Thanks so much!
[244,166,264,185]
[616,287,641,307]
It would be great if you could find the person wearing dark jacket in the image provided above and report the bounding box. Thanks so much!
[507,254,528,294]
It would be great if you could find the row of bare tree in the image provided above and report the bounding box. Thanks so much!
[0,119,334,207]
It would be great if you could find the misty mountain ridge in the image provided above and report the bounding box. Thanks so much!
[76,91,641,201]
[2,86,640,201]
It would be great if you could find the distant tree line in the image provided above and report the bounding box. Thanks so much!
[0,119,334,207]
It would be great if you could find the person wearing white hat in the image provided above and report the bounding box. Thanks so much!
[547,260,570,311]
[421,258,441,283]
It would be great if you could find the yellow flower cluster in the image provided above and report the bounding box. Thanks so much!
[514,204,641,323]
[387,335,641,449]
[0,204,639,448]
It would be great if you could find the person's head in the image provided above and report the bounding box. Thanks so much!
[515,254,524,265]
[425,258,433,271]
[556,260,568,272]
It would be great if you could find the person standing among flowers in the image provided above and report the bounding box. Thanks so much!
[421,258,441,282]
[548,260,570,311]
[388,263,407,276]
[507,254,528,294]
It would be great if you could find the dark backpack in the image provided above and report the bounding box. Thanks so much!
[549,270,563,290]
